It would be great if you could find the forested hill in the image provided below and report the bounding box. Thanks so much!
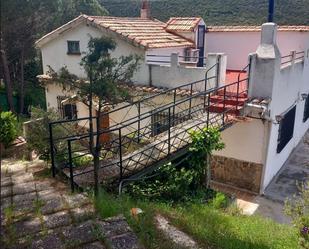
[100,0,309,25]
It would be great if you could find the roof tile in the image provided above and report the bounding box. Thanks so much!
[87,16,194,49]
[207,25,309,32]
[165,17,201,32]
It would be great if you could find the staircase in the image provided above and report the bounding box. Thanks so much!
[209,90,248,115]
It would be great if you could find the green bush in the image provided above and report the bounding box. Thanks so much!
[127,127,225,202]
[0,112,18,147]
[285,182,309,249]
[188,126,225,187]
[26,107,74,161]
[72,154,93,167]
[211,192,228,209]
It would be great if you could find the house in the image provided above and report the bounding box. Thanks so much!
[35,1,222,128]
[206,25,309,70]
[36,1,309,195]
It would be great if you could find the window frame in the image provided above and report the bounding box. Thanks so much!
[63,103,77,120]
[303,94,309,123]
[277,105,296,153]
[57,96,77,120]
[67,40,80,55]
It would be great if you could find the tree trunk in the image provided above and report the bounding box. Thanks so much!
[93,103,102,197]
[0,46,15,113]
[93,152,100,196]
[19,49,25,114]
[88,73,100,196]
[206,154,211,188]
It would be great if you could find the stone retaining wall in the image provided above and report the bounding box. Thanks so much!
[211,155,263,193]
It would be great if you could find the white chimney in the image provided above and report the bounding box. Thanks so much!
[141,0,150,19]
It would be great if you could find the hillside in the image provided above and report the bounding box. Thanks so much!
[100,0,309,25]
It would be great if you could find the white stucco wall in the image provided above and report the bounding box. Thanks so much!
[245,23,309,191]
[40,22,149,85]
[45,83,96,129]
[45,84,70,110]
[213,119,268,164]
[262,55,309,190]
[146,47,186,66]
[150,53,227,90]
[206,31,309,70]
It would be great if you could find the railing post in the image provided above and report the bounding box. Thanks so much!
[168,107,171,155]
[236,80,240,112]
[49,123,56,177]
[222,87,226,126]
[207,93,210,128]
[189,83,193,119]
[203,76,208,112]
[67,139,74,192]
[137,102,141,143]
[247,56,252,94]
[173,89,176,126]
[118,129,123,182]
[216,56,221,88]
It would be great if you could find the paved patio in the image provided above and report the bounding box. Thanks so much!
[0,159,142,249]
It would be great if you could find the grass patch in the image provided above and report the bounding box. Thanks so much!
[95,190,298,249]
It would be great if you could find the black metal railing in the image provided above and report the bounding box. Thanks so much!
[49,63,250,191]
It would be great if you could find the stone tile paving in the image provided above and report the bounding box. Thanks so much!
[1,159,143,249]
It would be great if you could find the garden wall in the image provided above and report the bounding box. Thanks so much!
[211,155,263,193]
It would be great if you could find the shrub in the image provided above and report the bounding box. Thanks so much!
[285,182,309,249]
[0,112,18,147]
[26,107,74,161]
[127,127,225,202]
[188,126,225,187]
[72,153,93,167]
[211,192,228,209]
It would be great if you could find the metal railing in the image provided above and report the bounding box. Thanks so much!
[146,54,207,67]
[49,63,250,192]
[281,51,305,66]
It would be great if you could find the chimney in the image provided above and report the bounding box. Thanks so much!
[141,0,150,19]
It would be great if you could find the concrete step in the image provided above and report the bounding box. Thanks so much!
[209,103,241,115]
[216,90,248,98]
[210,95,247,106]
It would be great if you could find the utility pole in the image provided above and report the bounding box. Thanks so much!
[268,0,275,22]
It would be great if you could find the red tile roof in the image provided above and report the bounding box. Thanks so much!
[165,17,202,32]
[36,15,194,49]
[207,25,309,32]
[87,16,194,49]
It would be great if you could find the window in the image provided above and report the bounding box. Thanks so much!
[303,95,309,122]
[151,110,190,136]
[57,96,77,120]
[277,105,296,153]
[63,104,77,120]
[184,48,191,62]
[67,41,80,54]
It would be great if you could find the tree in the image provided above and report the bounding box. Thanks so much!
[0,0,108,114]
[50,37,140,195]
[0,112,18,158]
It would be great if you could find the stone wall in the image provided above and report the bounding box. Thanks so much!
[211,155,263,193]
